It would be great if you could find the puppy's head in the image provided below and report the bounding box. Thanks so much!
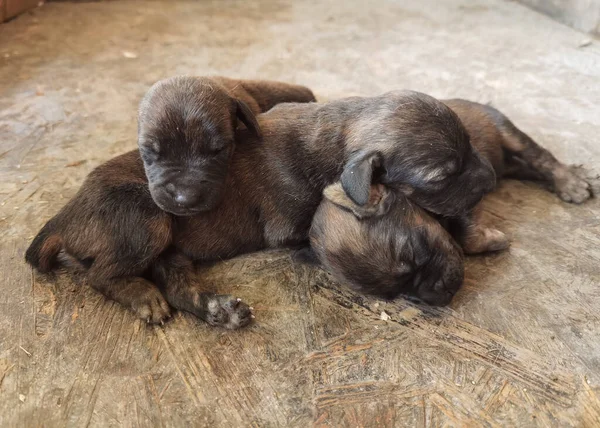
[138,76,261,215]
[310,182,464,306]
[340,90,496,217]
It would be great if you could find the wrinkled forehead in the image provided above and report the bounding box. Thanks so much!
[138,80,235,143]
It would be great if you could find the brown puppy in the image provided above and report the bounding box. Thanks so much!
[307,99,593,305]
[310,182,464,306]
[138,76,316,216]
[25,92,592,326]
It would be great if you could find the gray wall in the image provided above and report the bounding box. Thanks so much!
[518,0,600,35]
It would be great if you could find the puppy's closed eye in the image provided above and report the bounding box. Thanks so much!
[415,167,446,183]
[444,160,459,176]
[208,146,228,156]
[139,139,161,154]
[417,160,460,184]
[140,144,162,164]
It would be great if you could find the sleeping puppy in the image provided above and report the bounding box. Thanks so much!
[25,91,593,326]
[309,182,464,306]
[307,99,593,305]
[138,76,316,215]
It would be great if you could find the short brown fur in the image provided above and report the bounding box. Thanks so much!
[307,99,593,305]
[26,91,593,325]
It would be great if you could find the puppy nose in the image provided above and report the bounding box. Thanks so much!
[165,183,200,208]
[173,189,199,208]
[484,177,496,193]
[471,184,486,195]
[174,191,189,205]
[471,175,496,195]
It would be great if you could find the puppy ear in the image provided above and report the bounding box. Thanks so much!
[235,99,262,137]
[340,151,384,206]
[323,182,354,209]
[323,182,395,219]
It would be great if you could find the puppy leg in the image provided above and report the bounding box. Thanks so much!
[496,114,592,203]
[462,224,510,255]
[450,210,510,255]
[503,154,547,182]
[234,80,316,111]
[152,251,253,329]
[87,266,171,324]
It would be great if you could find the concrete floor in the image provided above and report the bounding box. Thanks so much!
[1,0,600,426]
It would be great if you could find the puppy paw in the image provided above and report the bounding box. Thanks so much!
[464,227,510,254]
[570,165,600,196]
[553,165,593,204]
[202,294,253,330]
[481,228,510,252]
[132,290,171,324]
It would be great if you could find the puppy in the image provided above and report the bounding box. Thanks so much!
[307,99,593,305]
[138,76,316,215]
[309,182,464,306]
[26,91,592,326]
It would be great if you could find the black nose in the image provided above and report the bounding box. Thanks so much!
[173,191,186,204]
[470,184,487,195]
[165,183,201,209]
[471,173,496,195]
[484,177,496,193]
[174,189,200,208]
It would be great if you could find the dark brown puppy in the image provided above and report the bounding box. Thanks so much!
[25,92,592,326]
[310,182,464,306]
[307,99,593,305]
[138,76,316,216]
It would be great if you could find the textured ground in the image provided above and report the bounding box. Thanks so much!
[1,0,599,426]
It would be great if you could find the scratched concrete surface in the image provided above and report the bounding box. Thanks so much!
[1,0,599,426]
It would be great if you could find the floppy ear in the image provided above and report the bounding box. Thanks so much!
[323,182,395,219]
[235,99,261,137]
[340,151,384,206]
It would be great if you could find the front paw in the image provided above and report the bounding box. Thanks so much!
[553,165,593,204]
[464,227,510,255]
[200,294,254,329]
[481,228,510,252]
[132,290,171,324]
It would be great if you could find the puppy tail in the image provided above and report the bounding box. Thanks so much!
[25,222,64,273]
